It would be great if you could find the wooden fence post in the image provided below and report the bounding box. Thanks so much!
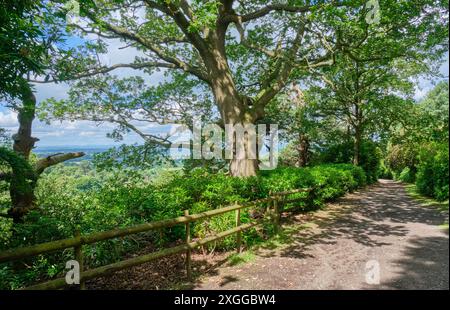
[74,229,85,290]
[184,210,192,282]
[267,191,273,214]
[280,195,286,214]
[235,206,241,254]
[307,186,318,210]
[273,198,280,234]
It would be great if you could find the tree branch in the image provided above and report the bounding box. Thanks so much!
[143,0,211,58]
[253,20,308,111]
[84,10,211,84]
[29,62,177,83]
[34,152,85,174]
[224,4,313,23]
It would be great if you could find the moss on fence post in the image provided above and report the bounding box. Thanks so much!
[184,210,192,282]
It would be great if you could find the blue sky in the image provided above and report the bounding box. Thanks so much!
[0,35,448,148]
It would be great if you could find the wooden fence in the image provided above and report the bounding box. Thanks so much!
[0,187,314,290]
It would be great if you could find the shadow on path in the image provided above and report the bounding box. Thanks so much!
[194,180,449,290]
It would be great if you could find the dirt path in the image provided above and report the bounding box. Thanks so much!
[194,180,449,290]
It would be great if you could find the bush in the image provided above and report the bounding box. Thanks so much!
[416,143,449,201]
[315,141,353,164]
[379,161,393,179]
[359,141,382,184]
[399,167,416,183]
[314,140,381,184]
[385,143,419,175]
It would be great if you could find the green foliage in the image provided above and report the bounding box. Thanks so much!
[418,81,449,142]
[187,0,220,33]
[399,167,416,183]
[378,161,393,179]
[385,143,419,175]
[313,140,380,184]
[416,143,449,201]
[316,141,354,165]
[0,147,37,215]
[385,83,449,199]
[0,0,45,100]
[359,141,382,184]
[0,162,367,288]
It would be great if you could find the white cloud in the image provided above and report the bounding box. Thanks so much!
[79,131,99,137]
[0,111,18,128]
[35,131,66,137]
[414,53,449,101]
[414,86,430,101]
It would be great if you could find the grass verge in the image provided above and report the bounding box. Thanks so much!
[405,184,449,230]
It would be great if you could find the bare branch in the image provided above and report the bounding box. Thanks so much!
[29,62,177,83]
[34,152,85,174]
[253,20,308,110]
[84,10,211,84]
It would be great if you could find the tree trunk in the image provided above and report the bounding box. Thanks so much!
[229,157,259,178]
[353,126,362,166]
[8,83,39,223]
[209,54,260,178]
[12,83,39,158]
[8,187,36,224]
[228,123,260,177]
[297,134,309,167]
[6,83,85,223]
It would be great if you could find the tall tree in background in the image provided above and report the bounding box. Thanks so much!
[417,80,449,142]
[275,0,447,166]
[386,80,449,174]
[308,55,417,165]
[264,85,320,167]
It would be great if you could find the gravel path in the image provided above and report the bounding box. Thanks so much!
[194,180,449,290]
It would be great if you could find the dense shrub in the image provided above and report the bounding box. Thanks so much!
[415,143,449,201]
[314,140,380,184]
[0,163,367,289]
[359,141,382,184]
[315,141,353,164]
[385,143,419,176]
[379,161,393,179]
[398,167,416,183]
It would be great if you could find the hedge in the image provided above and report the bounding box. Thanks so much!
[416,143,449,201]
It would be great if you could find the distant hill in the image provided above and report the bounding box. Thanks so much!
[33,145,113,162]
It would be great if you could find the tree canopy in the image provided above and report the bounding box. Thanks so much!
[39,0,449,177]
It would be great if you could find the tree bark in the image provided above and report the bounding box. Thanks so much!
[228,125,259,177]
[12,83,39,158]
[353,125,362,166]
[209,52,261,177]
[297,134,309,167]
[9,83,39,223]
[7,82,85,223]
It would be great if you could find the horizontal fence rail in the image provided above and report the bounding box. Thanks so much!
[0,187,314,290]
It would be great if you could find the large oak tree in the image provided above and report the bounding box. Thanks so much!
[42,0,448,176]
[41,0,366,176]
